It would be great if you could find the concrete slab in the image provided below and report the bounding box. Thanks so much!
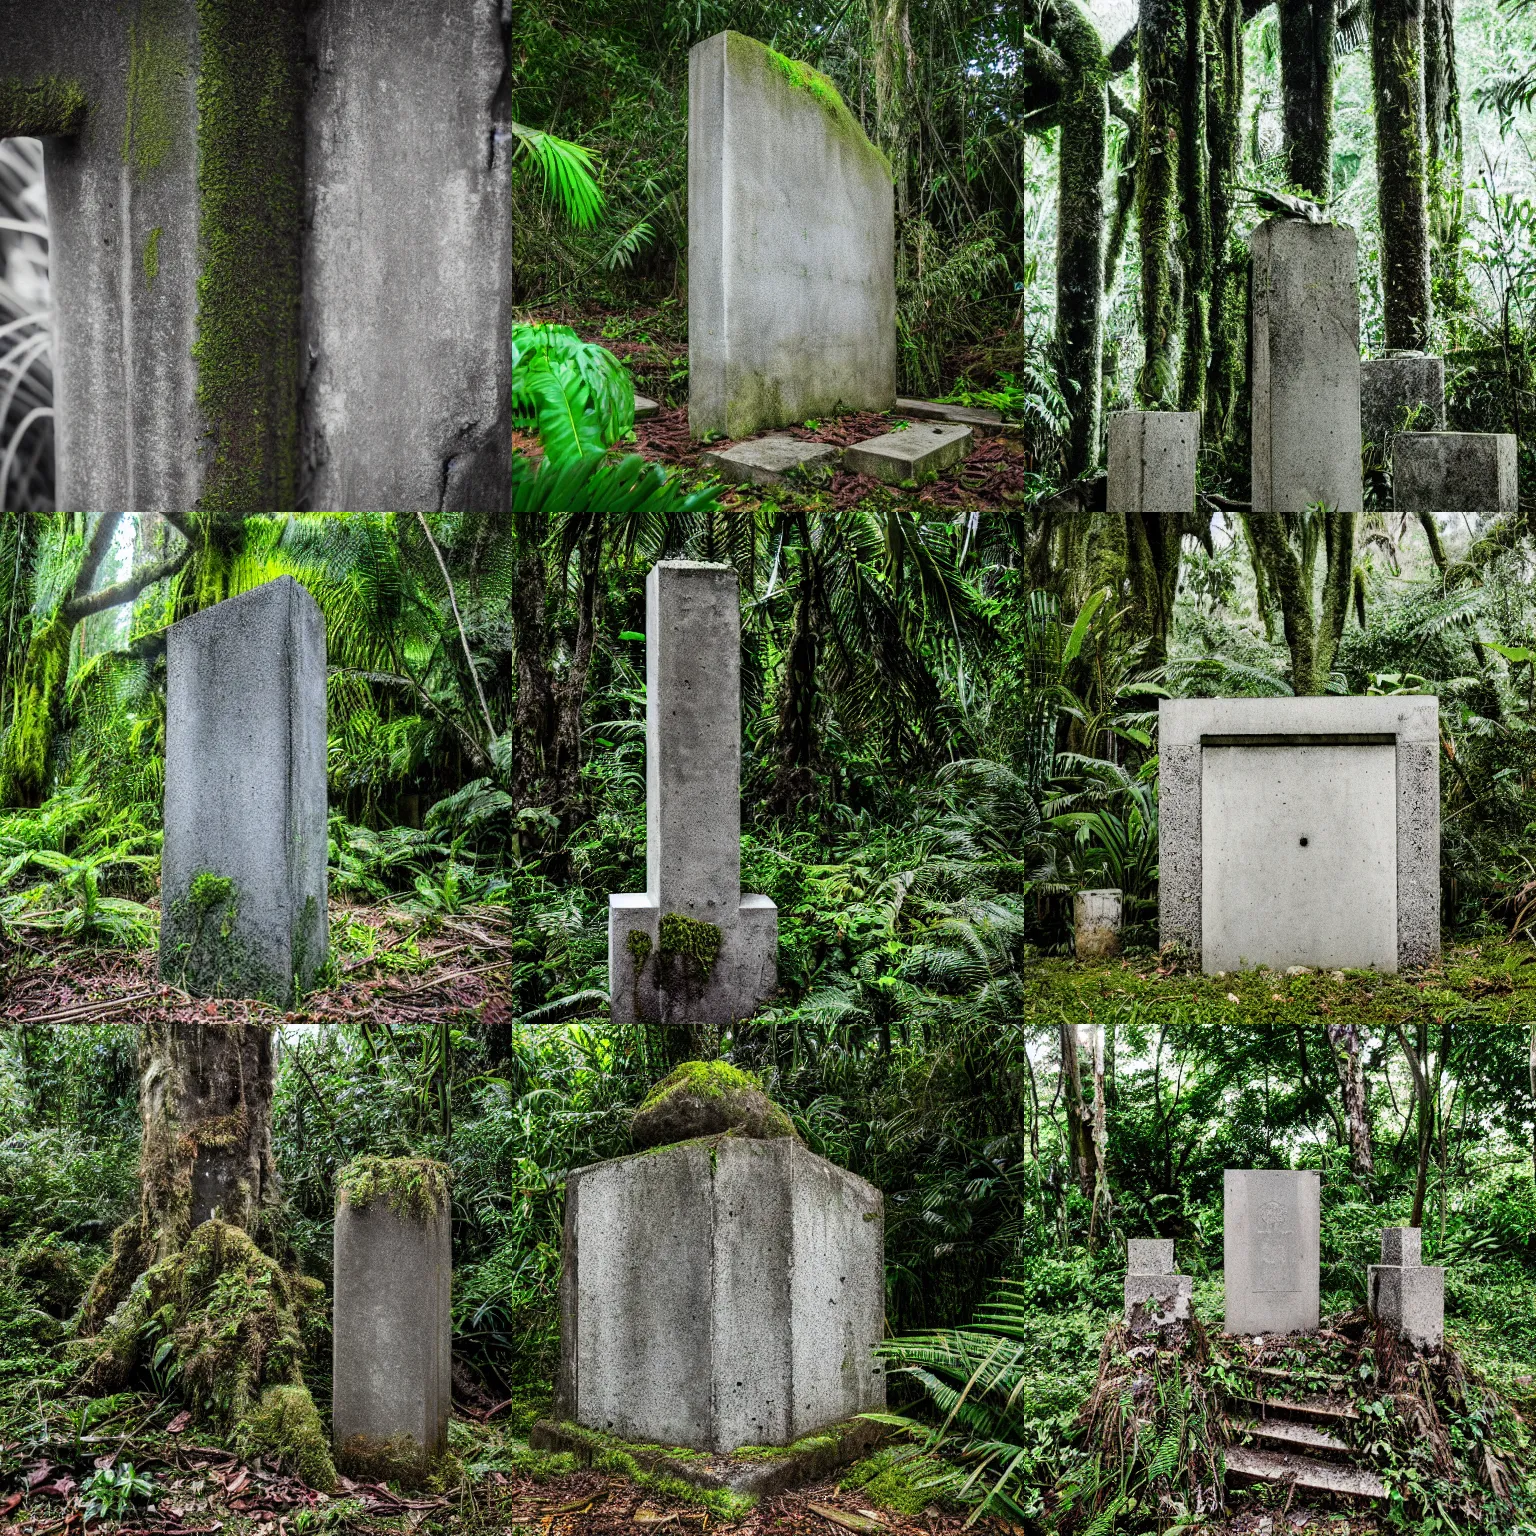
[1394,431,1518,520]
[1225,1446,1387,1501]
[894,398,1004,432]
[1128,1239,1175,1274]
[1107,411,1198,518]
[1361,353,1444,461]
[1074,888,1122,960]
[843,421,973,484]
[634,394,660,421]
[1224,1169,1321,1336]
[700,436,842,488]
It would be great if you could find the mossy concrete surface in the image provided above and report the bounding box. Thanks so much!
[631,1059,798,1148]
[338,1155,451,1222]
[529,1416,886,1504]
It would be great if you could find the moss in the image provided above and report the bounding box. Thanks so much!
[639,1059,768,1112]
[535,1423,754,1520]
[336,1432,442,1487]
[165,869,265,998]
[338,1156,450,1223]
[124,0,189,177]
[658,912,723,985]
[6,1234,90,1319]
[0,77,88,137]
[0,614,70,808]
[840,1448,947,1515]
[241,1383,337,1492]
[626,928,654,968]
[144,226,163,288]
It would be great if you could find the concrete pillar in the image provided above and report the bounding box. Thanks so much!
[556,1137,885,1452]
[333,1159,452,1476]
[1223,1169,1321,1336]
[1107,411,1198,518]
[1368,1226,1445,1349]
[1250,219,1362,517]
[688,30,894,439]
[1361,352,1444,463]
[160,578,328,1005]
[609,562,777,1029]
[1074,888,1123,961]
[1124,1238,1193,1338]
[1394,431,1518,523]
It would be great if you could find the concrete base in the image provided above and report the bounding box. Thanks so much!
[1125,1273,1194,1337]
[1394,431,1518,521]
[1107,411,1198,518]
[332,1188,452,1471]
[556,1136,885,1453]
[160,578,329,1005]
[844,422,972,484]
[1074,888,1122,961]
[1368,1264,1445,1350]
[528,1416,885,1503]
[895,398,1003,433]
[700,437,841,487]
[1361,353,1444,462]
[1224,1169,1321,1336]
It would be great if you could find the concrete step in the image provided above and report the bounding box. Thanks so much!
[894,397,1004,433]
[1233,1417,1354,1461]
[1225,1445,1387,1502]
[700,436,841,488]
[844,421,972,485]
[1225,1392,1359,1426]
[634,394,660,421]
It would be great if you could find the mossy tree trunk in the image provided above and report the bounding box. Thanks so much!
[1277,0,1339,200]
[867,0,917,219]
[1325,1021,1375,1180]
[1204,0,1248,444]
[1137,0,1185,407]
[1177,0,1213,414]
[1059,1018,1098,1200]
[1371,0,1432,349]
[1423,0,1463,312]
[1241,507,1357,693]
[769,513,823,814]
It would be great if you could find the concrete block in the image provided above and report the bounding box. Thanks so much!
[1158,696,1440,973]
[1074,888,1122,961]
[1380,1225,1420,1267]
[609,563,776,1029]
[1128,1238,1175,1275]
[894,398,1004,432]
[700,436,842,487]
[634,394,660,421]
[843,422,972,484]
[1125,1273,1194,1336]
[1224,1169,1321,1336]
[1107,411,1199,518]
[556,1136,885,1452]
[332,1164,452,1471]
[688,31,895,439]
[1369,1262,1444,1350]
[1361,352,1444,460]
[1393,431,1518,521]
[1250,219,1362,517]
[161,578,329,1005]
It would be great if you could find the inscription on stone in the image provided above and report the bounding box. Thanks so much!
[1253,1193,1300,1294]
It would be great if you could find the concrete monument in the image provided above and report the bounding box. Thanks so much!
[1124,1238,1193,1339]
[1361,353,1444,462]
[555,1134,884,1451]
[609,562,777,1032]
[1250,219,1362,518]
[1158,696,1440,973]
[332,1159,452,1475]
[1224,1169,1321,1336]
[160,577,328,1004]
[1074,888,1123,961]
[688,30,895,439]
[1394,432,1519,524]
[1368,1226,1444,1350]
[1,1,510,515]
[1107,411,1199,518]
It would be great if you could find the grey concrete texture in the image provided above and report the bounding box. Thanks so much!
[609,563,776,1028]
[5,0,511,517]
[556,1136,885,1453]
[1393,431,1519,521]
[332,1191,452,1463]
[1224,1169,1321,1336]
[1361,353,1444,458]
[1381,1225,1421,1266]
[1124,1273,1193,1336]
[1368,1262,1445,1350]
[700,436,843,487]
[1107,411,1199,518]
[1250,219,1363,517]
[634,395,661,421]
[894,398,1004,432]
[1074,888,1122,961]
[1128,1238,1175,1275]
[843,422,972,484]
[688,31,895,439]
[1157,697,1441,973]
[160,578,329,1005]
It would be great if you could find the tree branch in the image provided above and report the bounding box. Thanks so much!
[63,544,191,624]
[415,510,497,747]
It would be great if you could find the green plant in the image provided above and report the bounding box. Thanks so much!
[80,1462,155,1522]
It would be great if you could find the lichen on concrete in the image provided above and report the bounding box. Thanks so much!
[123,0,189,177]
[338,1155,451,1223]
[750,36,892,179]
[144,226,163,288]
[0,77,88,137]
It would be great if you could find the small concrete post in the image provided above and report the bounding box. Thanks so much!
[1393,432,1518,523]
[1361,352,1445,463]
[333,1159,452,1477]
[1368,1226,1445,1349]
[160,578,328,1005]
[1074,889,1123,961]
[609,562,777,1030]
[1124,1238,1193,1339]
[1250,219,1362,518]
[1107,411,1199,518]
[1223,1169,1321,1336]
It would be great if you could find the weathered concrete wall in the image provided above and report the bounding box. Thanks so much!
[1107,411,1198,518]
[609,562,777,1028]
[161,578,328,1004]
[1158,697,1440,972]
[1250,219,1362,516]
[1074,888,1122,961]
[688,31,894,439]
[1361,352,1444,460]
[1393,431,1518,521]
[1224,1169,1320,1336]
[557,1137,885,1452]
[301,0,511,513]
[333,1174,453,1467]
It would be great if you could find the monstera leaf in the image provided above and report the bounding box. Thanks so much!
[510,323,634,468]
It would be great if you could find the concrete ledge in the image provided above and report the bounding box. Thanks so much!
[700,437,842,488]
[844,422,972,484]
[528,1416,885,1502]
[894,398,1003,433]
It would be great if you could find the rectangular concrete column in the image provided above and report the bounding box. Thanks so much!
[609,563,776,1028]
[1107,411,1198,518]
[1250,219,1362,517]
[333,1159,452,1477]
[1368,1225,1445,1349]
[1394,431,1518,522]
[1124,1238,1192,1338]
[1224,1169,1320,1336]
[1361,352,1444,463]
[160,578,328,1005]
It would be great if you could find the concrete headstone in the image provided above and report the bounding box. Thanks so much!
[1124,1237,1192,1339]
[1393,432,1518,522]
[1368,1225,1444,1349]
[688,30,895,439]
[1074,888,1123,961]
[556,1136,884,1451]
[160,578,328,1005]
[609,562,777,1031]
[1107,411,1198,518]
[1361,353,1444,461]
[1224,1169,1321,1336]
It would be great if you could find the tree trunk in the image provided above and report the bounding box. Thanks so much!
[867,0,917,219]
[551,519,606,816]
[1397,1018,1434,1228]
[1205,0,1247,441]
[1059,1018,1098,1200]
[82,1014,280,1332]
[1277,0,1339,200]
[1178,0,1213,413]
[1371,0,1432,349]
[1242,508,1357,693]
[1422,0,1463,307]
[1137,0,1185,406]
[1529,1017,1535,1189]
[509,525,556,806]
[1325,1021,1375,1179]
[770,529,822,813]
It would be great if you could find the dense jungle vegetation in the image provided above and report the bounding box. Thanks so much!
[5,0,1536,1530]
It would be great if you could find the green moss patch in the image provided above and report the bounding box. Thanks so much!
[123,0,189,176]
[840,1446,949,1515]
[632,1060,798,1149]
[338,1155,450,1223]
[0,77,88,137]
[242,1383,337,1491]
